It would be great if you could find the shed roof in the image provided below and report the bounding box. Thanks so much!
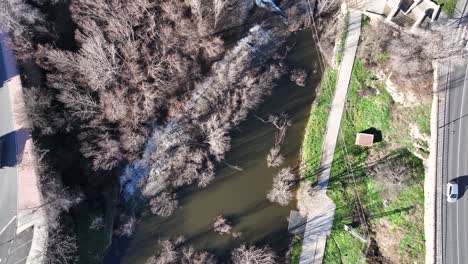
[355,133,374,146]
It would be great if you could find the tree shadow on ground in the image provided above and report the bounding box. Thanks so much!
[0,128,31,168]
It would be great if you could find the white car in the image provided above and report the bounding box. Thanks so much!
[447,181,459,203]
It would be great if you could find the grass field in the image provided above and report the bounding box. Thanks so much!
[320,60,427,263]
[290,236,303,264]
[301,69,338,183]
[435,0,457,17]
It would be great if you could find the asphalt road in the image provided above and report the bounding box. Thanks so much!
[442,60,468,264]
[0,34,30,264]
[0,82,18,264]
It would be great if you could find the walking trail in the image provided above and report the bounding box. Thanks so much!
[299,8,362,264]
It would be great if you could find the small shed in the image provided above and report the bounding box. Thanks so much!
[355,133,374,147]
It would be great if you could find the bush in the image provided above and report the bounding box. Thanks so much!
[231,244,276,264]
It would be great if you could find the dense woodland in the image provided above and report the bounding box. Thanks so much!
[0,0,340,262]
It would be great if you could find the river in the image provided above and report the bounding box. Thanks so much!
[120,29,321,263]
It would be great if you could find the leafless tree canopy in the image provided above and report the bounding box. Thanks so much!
[213,214,241,237]
[34,148,82,264]
[258,114,291,167]
[146,239,217,264]
[138,25,287,213]
[44,227,78,264]
[231,244,277,264]
[213,215,232,235]
[11,1,287,209]
[27,0,225,171]
[267,167,296,206]
[359,22,438,102]
[290,68,308,87]
[116,215,136,237]
[149,192,178,217]
[0,0,44,36]
[267,146,285,168]
[316,0,341,16]
[368,152,421,201]
[89,215,104,230]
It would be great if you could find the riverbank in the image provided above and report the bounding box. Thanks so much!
[112,28,323,263]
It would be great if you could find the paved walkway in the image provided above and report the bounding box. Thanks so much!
[317,9,362,190]
[299,8,362,264]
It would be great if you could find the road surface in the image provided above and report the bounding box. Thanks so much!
[440,59,468,264]
[0,34,32,264]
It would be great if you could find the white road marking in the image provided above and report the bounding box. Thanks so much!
[7,239,32,255]
[0,216,16,236]
[13,255,28,264]
[456,63,468,264]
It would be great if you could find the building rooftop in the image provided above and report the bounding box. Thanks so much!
[355,132,374,146]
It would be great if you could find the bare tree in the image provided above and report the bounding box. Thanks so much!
[213,214,232,234]
[213,214,241,237]
[316,0,341,16]
[146,239,217,264]
[290,68,308,87]
[34,148,82,264]
[89,215,104,230]
[188,0,204,19]
[20,86,67,135]
[257,114,291,167]
[0,0,44,35]
[180,246,217,264]
[149,192,179,217]
[266,146,285,168]
[146,240,178,264]
[231,244,276,264]
[76,26,119,91]
[116,215,136,237]
[359,22,438,102]
[213,0,227,27]
[44,226,78,264]
[267,167,295,206]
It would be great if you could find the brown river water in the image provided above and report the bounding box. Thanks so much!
[121,29,321,263]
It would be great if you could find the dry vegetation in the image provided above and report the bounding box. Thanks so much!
[1,0,342,262]
[257,114,291,167]
[35,148,83,264]
[146,238,217,264]
[359,22,437,102]
[6,0,295,222]
[231,244,277,264]
[290,68,308,87]
[267,166,296,206]
[145,240,276,264]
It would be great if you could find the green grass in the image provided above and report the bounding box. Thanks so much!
[435,0,457,17]
[346,61,393,133]
[322,60,426,263]
[376,51,390,64]
[290,236,303,264]
[324,59,392,263]
[385,153,425,259]
[301,69,338,182]
[362,16,370,28]
[414,104,431,135]
[336,12,350,64]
